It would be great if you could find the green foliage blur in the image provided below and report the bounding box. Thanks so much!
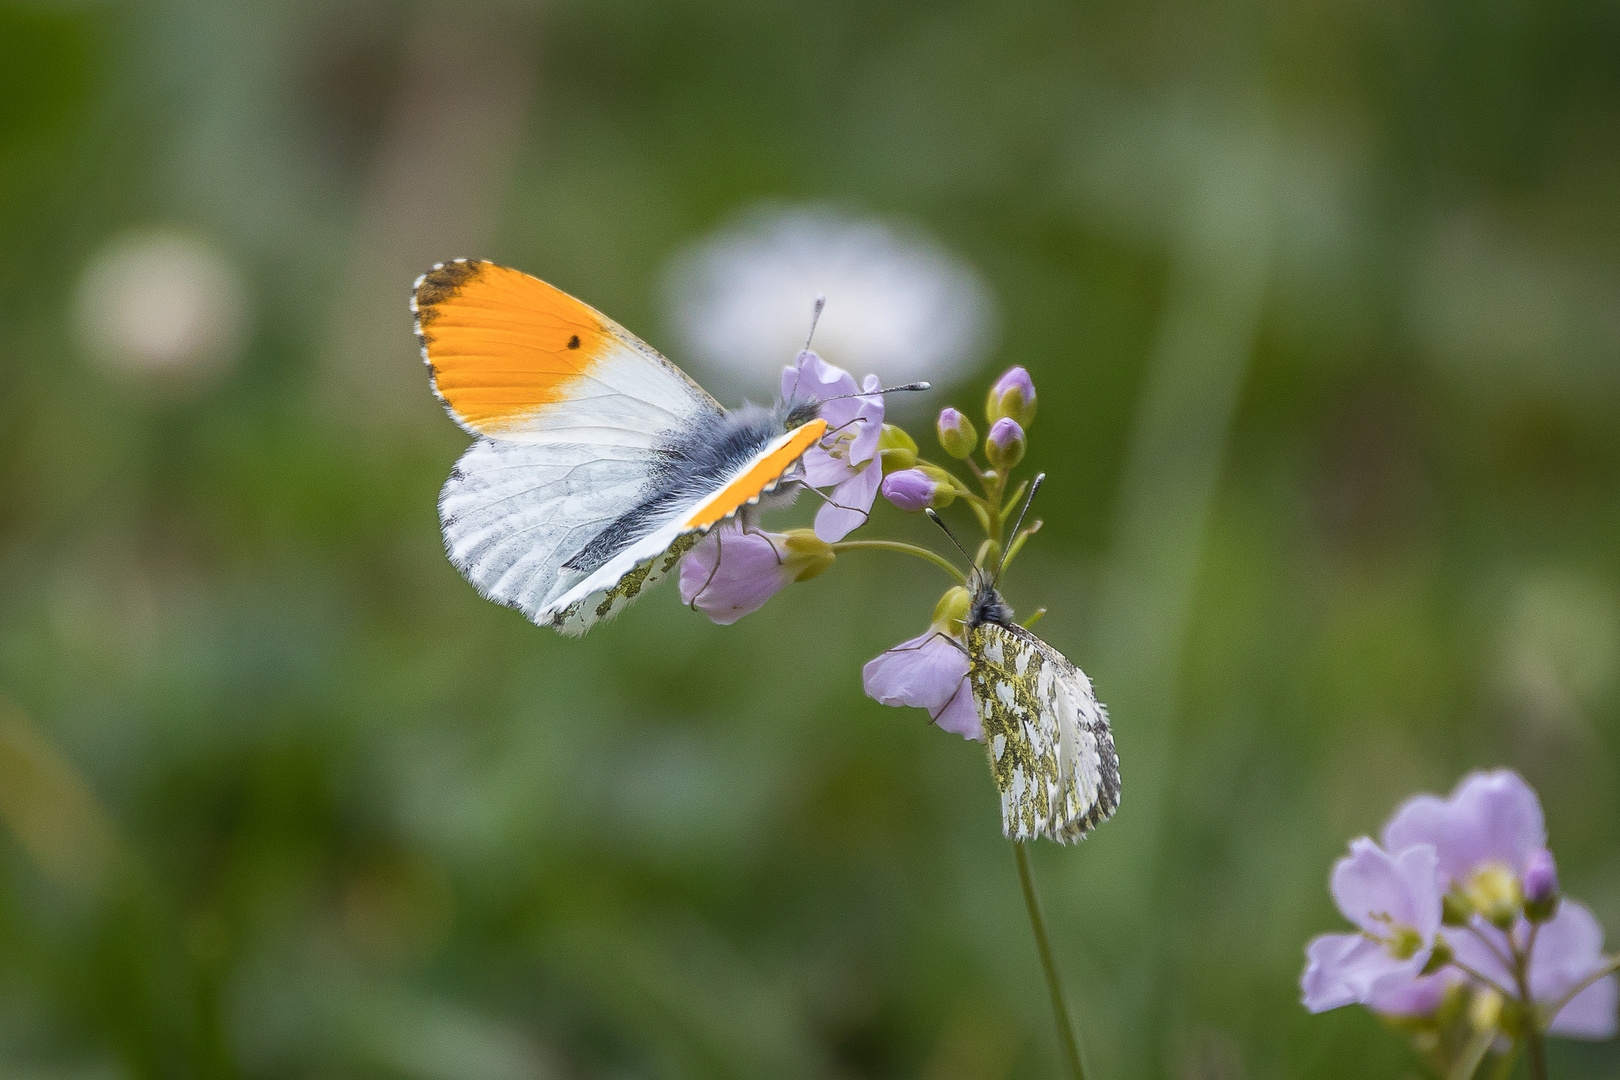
[2,0,1618,1077]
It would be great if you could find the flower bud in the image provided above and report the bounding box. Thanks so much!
[779,528,836,582]
[1522,849,1560,923]
[1464,864,1523,931]
[985,417,1026,470]
[1441,890,1473,927]
[877,424,918,472]
[881,467,956,512]
[985,366,1037,429]
[936,407,977,460]
[932,586,971,637]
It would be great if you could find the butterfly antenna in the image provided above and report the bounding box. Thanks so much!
[818,381,932,402]
[994,472,1044,587]
[803,294,827,352]
[924,509,973,569]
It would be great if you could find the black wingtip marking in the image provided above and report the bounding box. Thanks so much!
[413,259,484,326]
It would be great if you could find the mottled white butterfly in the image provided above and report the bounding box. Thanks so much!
[934,477,1120,842]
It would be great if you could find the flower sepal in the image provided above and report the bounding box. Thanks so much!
[932,586,970,639]
[779,528,836,582]
[878,424,919,472]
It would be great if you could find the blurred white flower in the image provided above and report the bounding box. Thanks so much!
[661,204,996,391]
[75,231,247,379]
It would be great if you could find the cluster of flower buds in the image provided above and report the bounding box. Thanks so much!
[859,367,1046,740]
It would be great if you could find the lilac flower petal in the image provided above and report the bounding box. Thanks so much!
[862,631,969,714]
[1367,971,1456,1017]
[801,442,852,488]
[1445,919,1514,989]
[1382,770,1547,884]
[1331,838,1440,937]
[1302,933,1424,1013]
[1531,901,1618,1038]
[1549,974,1618,1039]
[814,458,882,542]
[782,349,857,410]
[933,674,982,741]
[1531,900,1606,991]
[847,375,885,466]
[678,526,793,625]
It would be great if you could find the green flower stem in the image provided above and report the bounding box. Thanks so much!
[829,540,966,582]
[1000,480,1029,522]
[1449,1026,1495,1080]
[1014,842,1087,1080]
[1507,931,1547,1080]
[1484,1046,1519,1080]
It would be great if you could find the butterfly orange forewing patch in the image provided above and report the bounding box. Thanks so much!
[414,260,617,436]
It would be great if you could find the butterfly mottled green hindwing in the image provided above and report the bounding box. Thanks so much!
[966,574,1120,843]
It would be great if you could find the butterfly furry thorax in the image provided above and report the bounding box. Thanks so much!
[964,569,1120,844]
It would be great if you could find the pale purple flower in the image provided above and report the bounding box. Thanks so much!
[782,351,885,542]
[1448,900,1618,1038]
[679,524,833,625]
[680,526,795,625]
[1382,769,1546,886]
[862,631,980,741]
[1301,839,1442,1013]
[1304,768,1619,1042]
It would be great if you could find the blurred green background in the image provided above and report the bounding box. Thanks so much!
[2,0,1618,1077]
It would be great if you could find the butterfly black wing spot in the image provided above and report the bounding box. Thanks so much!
[567,335,581,349]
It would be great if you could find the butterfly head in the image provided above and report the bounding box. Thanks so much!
[967,566,1014,629]
[778,396,825,431]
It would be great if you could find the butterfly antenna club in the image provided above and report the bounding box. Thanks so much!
[803,294,827,351]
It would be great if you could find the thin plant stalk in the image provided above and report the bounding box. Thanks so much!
[1508,934,1548,1080]
[1014,842,1087,1080]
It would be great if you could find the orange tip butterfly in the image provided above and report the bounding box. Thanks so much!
[414,259,872,635]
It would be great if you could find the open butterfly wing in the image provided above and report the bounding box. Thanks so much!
[420,260,829,635]
[968,622,1119,843]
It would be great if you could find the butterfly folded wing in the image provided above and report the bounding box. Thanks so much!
[537,420,829,635]
[968,622,1120,843]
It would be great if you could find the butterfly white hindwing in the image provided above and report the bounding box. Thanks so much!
[967,621,1120,843]
[441,424,824,635]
